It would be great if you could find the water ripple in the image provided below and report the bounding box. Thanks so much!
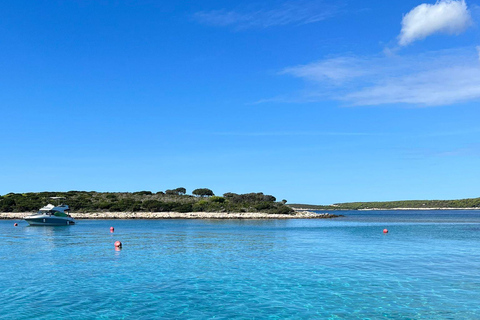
[1,215,480,319]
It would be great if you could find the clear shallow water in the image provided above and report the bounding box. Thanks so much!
[1,211,480,319]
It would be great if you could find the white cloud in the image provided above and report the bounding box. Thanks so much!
[399,0,472,46]
[194,1,340,29]
[279,48,480,106]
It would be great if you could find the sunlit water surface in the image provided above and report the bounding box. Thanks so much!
[1,211,480,319]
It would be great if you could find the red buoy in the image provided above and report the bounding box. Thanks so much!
[383,229,388,233]
[114,241,122,248]
[14,223,18,227]
[110,227,114,233]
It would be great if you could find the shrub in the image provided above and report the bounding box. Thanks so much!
[134,191,152,196]
[255,202,274,211]
[210,196,225,203]
[269,205,295,215]
[98,202,112,210]
[192,200,208,211]
[143,200,174,212]
[173,203,193,213]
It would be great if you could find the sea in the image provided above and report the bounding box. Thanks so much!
[1,210,479,319]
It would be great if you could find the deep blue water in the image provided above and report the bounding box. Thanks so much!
[1,211,480,319]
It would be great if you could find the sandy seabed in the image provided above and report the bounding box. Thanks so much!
[0,211,339,220]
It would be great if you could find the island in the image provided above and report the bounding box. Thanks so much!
[0,189,340,219]
[289,197,480,211]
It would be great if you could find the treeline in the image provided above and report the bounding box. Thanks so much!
[0,189,293,215]
[290,197,480,210]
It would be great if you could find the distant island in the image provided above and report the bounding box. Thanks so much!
[290,197,480,210]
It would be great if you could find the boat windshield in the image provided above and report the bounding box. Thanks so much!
[53,211,68,217]
[37,210,69,217]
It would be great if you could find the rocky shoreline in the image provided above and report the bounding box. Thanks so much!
[294,207,480,211]
[0,211,340,220]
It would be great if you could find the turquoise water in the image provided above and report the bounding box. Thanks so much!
[1,211,480,319]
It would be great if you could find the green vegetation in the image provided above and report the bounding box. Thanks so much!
[192,188,215,197]
[289,197,480,210]
[0,189,294,214]
[165,187,186,196]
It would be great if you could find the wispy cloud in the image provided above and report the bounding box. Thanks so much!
[398,0,472,46]
[345,65,480,106]
[212,131,372,137]
[409,144,480,158]
[193,1,340,29]
[278,47,480,106]
[280,56,369,85]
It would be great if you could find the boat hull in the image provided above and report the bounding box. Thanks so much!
[25,215,75,226]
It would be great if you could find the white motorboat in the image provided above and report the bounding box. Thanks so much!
[25,197,75,226]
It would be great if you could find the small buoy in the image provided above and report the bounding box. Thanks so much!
[14,223,18,227]
[383,229,388,233]
[110,227,114,233]
[114,241,122,248]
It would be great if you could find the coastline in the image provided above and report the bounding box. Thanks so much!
[0,211,339,220]
[358,207,480,210]
[293,207,480,211]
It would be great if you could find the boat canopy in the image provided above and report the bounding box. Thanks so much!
[39,204,55,211]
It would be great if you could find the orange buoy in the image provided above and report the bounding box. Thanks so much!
[14,223,18,227]
[110,227,114,233]
[114,241,122,248]
[383,229,388,233]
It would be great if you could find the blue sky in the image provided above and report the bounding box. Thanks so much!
[1,0,479,204]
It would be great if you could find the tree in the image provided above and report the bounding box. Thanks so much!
[192,188,214,197]
[175,187,186,195]
[263,195,276,202]
[166,187,187,196]
[223,192,241,203]
[133,191,152,195]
